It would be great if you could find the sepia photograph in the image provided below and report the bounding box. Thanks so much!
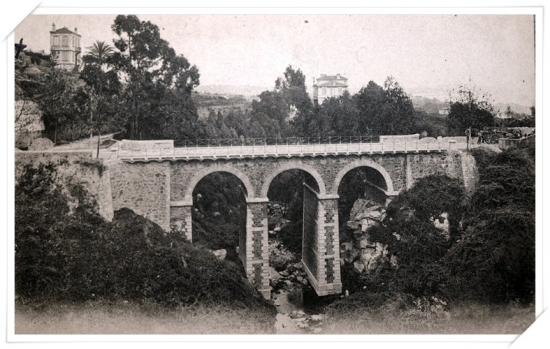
[10,5,539,341]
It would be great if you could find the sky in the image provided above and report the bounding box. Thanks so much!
[14,13,535,107]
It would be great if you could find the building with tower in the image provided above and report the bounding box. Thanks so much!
[50,23,81,71]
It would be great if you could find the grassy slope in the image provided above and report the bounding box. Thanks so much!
[15,301,275,334]
[323,301,534,334]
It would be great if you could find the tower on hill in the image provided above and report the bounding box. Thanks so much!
[50,23,81,71]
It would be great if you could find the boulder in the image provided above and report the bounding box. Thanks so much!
[353,261,365,273]
[24,66,43,77]
[28,137,54,151]
[212,249,226,260]
[341,242,353,251]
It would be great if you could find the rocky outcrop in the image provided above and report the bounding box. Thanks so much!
[340,199,395,274]
[29,137,54,151]
[15,100,44,149]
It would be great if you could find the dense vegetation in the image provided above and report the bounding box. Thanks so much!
[328,144,535,319]
[15,160,274,317]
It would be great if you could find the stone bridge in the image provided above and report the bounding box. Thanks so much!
[105,136,473,298]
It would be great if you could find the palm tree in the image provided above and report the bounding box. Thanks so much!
[82,41,115,157]
[84,41,114,68]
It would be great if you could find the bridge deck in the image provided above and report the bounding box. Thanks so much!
[115,141,467,162]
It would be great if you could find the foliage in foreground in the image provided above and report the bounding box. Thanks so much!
[324,292,533,334]
[443,145,535,303]
[15,161,274,314]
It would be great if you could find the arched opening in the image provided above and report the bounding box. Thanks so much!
[264,167,324,308]
[336,165,391,289]
[191,171,248,265]
[266,169,319,261]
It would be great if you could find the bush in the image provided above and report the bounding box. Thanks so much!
[15,162,274,313]
[443,147,535,304]
[356,175,467,298]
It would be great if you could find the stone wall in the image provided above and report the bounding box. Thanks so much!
[15,151,113,222]
[117,139,174,150]
[109,160,170,230]
[407,151,464,186]
[380,134,420,143]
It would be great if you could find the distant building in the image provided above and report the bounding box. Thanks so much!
[50,23,81,71]
[312,74,348,105]
[438,107,450,115]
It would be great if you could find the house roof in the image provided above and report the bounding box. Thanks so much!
[315,81,348,88]
[50,27,81,37]
[317,74,347,81]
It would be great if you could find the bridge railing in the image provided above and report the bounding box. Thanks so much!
[178,136,381,147]
[116,139,462,161]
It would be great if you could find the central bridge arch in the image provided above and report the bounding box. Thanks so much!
[260,162,327,198]
[332,158,396,196]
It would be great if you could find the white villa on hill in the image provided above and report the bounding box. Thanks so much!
[312,74,348,105]
[50,23,82,71]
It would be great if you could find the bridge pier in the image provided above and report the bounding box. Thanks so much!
[243,198,271,299]
[302,185,343,296]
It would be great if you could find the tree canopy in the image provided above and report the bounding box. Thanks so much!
[354,77,417,135]
[110,15,200,140]
[446,84,495,135]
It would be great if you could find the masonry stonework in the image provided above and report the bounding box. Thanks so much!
[245,201,270,299]
[113,148,467,299]
[169,205,192,240]
[109,160,170,230]
[317,197,342,295]
[15,152,114,222]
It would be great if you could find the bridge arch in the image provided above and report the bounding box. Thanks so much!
[260,162,327,198]
[332,159,395,195]
[183,164,255,202]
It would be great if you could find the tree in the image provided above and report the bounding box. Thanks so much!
[250,90,289,138]
[446,84,495,135]
[36,69,80,144]
[83,41,115,68]
[314,90,359,137]
[354,77,416,135]
[110,15,200,140]
[79,41,120,157]
[276,65,312,117]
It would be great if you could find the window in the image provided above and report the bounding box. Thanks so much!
[62,51,68,61]
[62,36,68,46]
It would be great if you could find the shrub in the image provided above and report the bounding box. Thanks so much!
[15,162,274,314]
[443,147,535,304]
